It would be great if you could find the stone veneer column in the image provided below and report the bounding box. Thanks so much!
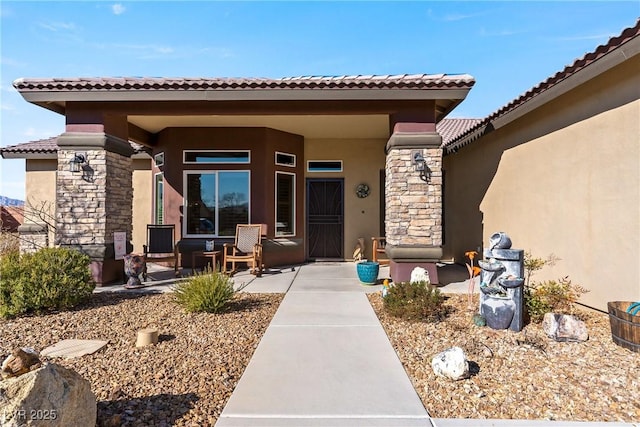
[385,131,443,284]
[56,132,134,285]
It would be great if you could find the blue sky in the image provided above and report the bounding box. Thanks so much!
[1,1,638,200]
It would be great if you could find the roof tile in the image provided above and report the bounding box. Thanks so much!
[13,74,475,92]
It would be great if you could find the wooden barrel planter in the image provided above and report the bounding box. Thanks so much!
[607,301,640,353]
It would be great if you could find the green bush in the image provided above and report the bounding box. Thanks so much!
[173,267,236,313]
[0,247,94,318]
[383,281,447,322]
[524,276,588,323]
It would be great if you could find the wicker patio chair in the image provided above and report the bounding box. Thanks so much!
[222,224,264,276]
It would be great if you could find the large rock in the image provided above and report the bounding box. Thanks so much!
[0,362,96,426]
[431,346,470,381]
[542,313,589,342]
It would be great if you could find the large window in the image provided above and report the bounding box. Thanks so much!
[275,172,295,236]
[184,171,250,237]
[154,173,164,224]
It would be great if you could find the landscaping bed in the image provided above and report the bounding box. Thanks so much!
[0,292,283,426]
[369,292,640,422]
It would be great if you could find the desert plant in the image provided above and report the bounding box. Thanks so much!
[383,281,447,322]
[524,276,589,322]
[0,247,94,318]
[173,267,238,313]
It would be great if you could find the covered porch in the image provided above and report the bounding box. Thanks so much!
[11,74,474,285]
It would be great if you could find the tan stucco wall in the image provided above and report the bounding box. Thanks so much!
[132,158,152,253]
[444,55,640,311]
[25,159,57,244]
[305,138,387,260]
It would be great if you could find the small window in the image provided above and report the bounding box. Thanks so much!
[184,150,250,164]
[276,172,295,236]
[154,152,165,167]
[154,173,164,224]
[307,160,343,172]
[275,152,296,167]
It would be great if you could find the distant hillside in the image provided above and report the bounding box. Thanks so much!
[0,196,24,207]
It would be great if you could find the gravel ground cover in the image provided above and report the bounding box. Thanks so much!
[369,292,640,422]
[0,292,283,426]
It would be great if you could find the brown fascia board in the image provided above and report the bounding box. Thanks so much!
[0,151,57,159]
[19,87,472,104]
[446,28,640,154]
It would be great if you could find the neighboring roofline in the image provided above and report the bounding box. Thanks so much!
[445,19,640,155]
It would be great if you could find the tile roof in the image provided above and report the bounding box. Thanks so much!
[445,19,640,154]
[0,136,146,156]
[13,74,475,92]
[0,206,24,232]
[0,136,59,155]
[436,118,483,146]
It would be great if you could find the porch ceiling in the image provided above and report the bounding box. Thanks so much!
[128,114,391,139]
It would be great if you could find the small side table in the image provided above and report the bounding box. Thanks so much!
[192,250,222,272]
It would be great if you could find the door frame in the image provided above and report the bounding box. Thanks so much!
[305,178,344,260]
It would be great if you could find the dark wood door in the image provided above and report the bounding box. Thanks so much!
[307,179,343,259]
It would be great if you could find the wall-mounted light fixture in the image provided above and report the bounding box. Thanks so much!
[412,151,431,182]
[69,152,88,173]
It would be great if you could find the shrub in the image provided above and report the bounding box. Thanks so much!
[173,267,237,313]
[524,276,589,322]
[0,247,94,318]
[383,281,447,322]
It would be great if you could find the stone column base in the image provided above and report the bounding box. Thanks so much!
[62,243,130,286]
[90,259,125,286]
[386,245,442,284]
[17,223,49,253]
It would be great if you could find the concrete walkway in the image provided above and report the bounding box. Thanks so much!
[216,262,430,426]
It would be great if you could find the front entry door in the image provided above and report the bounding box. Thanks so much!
[307,179,344,259]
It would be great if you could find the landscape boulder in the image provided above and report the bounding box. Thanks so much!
[542,313,589,342]
[0,362,96,426]
[431,346,470,381]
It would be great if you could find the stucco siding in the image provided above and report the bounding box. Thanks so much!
[444,56,640,311]
[25,159,57,245]
[132,158,152,253]
[305,138,387,260]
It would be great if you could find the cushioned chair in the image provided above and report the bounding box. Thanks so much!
[371,236,390,265]
[222,224,264,276]
[143,224,181,278]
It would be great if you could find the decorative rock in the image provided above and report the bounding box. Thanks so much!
[431,346,470,381]
[136,328,159,347]
[1,348,41,379]
[410,267,430,285]
[0,362,96,427]
[542,313,589,342]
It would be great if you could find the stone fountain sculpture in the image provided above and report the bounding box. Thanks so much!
[478,232,525,331]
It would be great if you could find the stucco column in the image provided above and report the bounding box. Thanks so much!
[55,132,134,285]
[385,129,443,283]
